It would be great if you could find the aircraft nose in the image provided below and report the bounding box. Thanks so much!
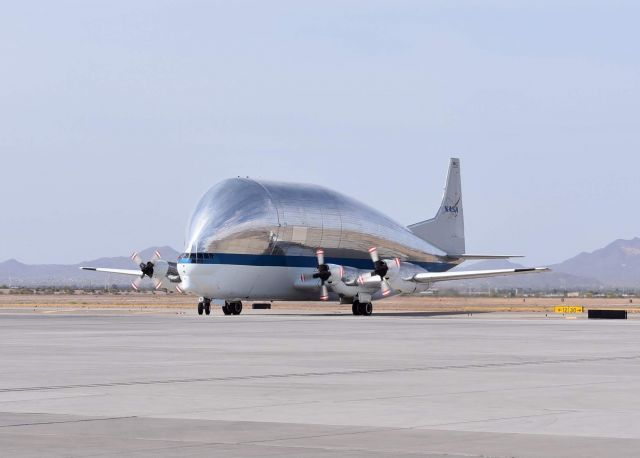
[177,264,208,296]
[178,269,193,292]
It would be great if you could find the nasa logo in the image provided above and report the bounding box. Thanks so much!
[443,197,461,215]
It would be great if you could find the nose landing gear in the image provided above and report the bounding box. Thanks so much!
[197,298,211,315]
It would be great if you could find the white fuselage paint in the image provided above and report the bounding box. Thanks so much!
[178,263,430,301]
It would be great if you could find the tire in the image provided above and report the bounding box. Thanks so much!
[197,302,204,315]
[232,302,243,315]
[204,302,211,315]
[222,304,232,315]
[352,301,361,315]
[362,302,373,316]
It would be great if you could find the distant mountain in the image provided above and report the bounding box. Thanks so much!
[0,247,180,287]
[552,238,640,288]
[446,238,640,290]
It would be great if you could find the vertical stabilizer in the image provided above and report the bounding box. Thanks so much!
[407,158,465,255]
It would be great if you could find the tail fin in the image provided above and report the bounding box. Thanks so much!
[407,158,465,256]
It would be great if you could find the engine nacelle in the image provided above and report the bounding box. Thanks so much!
[151,259,169,279]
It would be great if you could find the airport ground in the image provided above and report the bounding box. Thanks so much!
[1,295,639,457]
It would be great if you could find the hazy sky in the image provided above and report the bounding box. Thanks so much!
[2,1,639,265]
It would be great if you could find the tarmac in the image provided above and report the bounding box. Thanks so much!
[1,308,639,457]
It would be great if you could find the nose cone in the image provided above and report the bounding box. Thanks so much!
[176,260,212,298]
[177,271,191,293]
[177,260,195,294]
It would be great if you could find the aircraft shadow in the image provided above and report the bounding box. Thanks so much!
[370,311,488,317]
[263,311,488,318]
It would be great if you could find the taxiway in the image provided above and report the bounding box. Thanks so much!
[1,309,638,457]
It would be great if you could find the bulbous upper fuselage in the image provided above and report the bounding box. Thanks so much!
[182,178,450,269]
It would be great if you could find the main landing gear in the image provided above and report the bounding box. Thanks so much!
[222,300,243,315]
[352,300,373,316]
[197,299,243,316]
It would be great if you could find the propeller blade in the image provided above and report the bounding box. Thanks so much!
[368,247,380,263]
[152,278,162,290]
[316,249,325,266]
[175,285,184,293]
[131,277,142,291]
[320,284,329,301]
[381,279,392,297]
[131,252,143,266]
[151,250,162,262]
[368,246,388,279]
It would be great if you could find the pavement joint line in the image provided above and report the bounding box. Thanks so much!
[1,354,638,394]
[0,415,137,428]
[334,380,617,404]
[234,426,395,446]
[411,410,578,429]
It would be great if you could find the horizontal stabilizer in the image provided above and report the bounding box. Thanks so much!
[410,267,550,284]
[447,254,524,260]
[80,267,142,277]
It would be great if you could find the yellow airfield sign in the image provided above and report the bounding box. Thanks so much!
[554,306,584,314]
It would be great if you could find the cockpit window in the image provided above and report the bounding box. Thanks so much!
[177,253,216,263]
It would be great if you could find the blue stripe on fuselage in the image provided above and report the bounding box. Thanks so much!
[178,253,455,272]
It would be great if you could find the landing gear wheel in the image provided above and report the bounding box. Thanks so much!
[352,301,361,315]
[223,301,242,315]
[197,302,204,315]
[204,302,211,315]
[362,302,373,316]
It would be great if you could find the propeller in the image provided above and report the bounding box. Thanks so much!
[367,247,397,297]
[130,250,163,291]
[299,249,348,301]
[312,249,331,300]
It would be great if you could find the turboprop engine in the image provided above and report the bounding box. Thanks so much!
[299,249,362,300]
[130,251,182,292]
[362,247,401,296]
[356,247,430,296]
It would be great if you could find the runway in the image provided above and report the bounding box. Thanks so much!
[1,309,639,457]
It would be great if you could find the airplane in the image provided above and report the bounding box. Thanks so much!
[81,158,548,316]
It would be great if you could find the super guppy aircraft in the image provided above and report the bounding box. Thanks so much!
[82,158,548,316]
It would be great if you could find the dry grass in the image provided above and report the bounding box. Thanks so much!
[0,293,638,313]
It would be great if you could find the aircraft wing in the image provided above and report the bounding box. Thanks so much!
[449,254,524,260]
[410,267,550,284]
[80,267,142,277]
